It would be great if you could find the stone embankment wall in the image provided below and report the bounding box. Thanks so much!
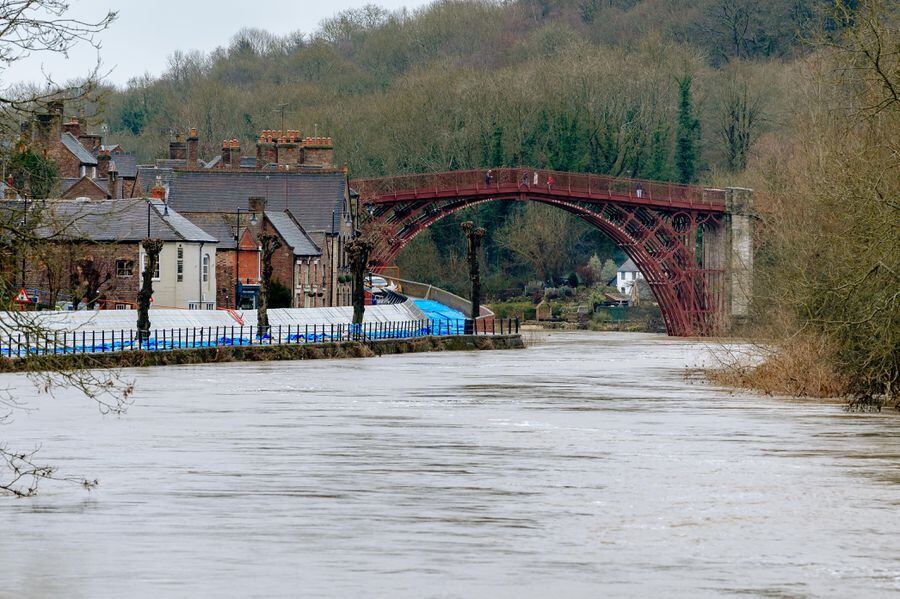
[0,334,524,373]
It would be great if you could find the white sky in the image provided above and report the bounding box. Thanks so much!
[2,0,430,88]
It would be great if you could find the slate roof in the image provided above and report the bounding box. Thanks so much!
[109,153,138,178]
[617,257,639,273]
[61,132,98,165]
[156,158,187,169]
[60,178,80,194]
[137,166,176,190]
[6,198,218,243]
[165,170,347,233]
[239,156,257,168]
[182,212,239,250]
[265,210,321,257]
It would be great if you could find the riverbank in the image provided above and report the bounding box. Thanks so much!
[0,334,525,373]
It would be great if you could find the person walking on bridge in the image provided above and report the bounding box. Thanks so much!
[485,169,494,186]
[521,171,529,187]
[547,174,554,190]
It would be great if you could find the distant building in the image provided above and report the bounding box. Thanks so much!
[5,196,217,310]
[616,257,644,294]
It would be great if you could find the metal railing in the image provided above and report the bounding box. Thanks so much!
[0,317,521,359]
[352,167,727,209]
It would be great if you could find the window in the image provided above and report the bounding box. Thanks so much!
[176,245,184,282]
[115,303,129,310]
[116,259,134,278]
[202,254,209,283]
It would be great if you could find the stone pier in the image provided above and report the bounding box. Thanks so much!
[725,187,754,324]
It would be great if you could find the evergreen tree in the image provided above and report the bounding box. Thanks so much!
[675,75,700,184]
[646,122,674,181]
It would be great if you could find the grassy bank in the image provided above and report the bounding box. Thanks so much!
[0,335,525,374]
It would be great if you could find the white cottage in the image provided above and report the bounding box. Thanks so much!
[616,257,644,294]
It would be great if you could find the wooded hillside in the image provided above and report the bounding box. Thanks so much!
[96,0,834,294]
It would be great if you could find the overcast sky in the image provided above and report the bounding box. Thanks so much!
[2,0,430,88]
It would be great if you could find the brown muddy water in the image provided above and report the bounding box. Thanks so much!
[1,332,898,598]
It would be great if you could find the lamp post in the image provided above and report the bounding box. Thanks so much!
[20,195,28,288]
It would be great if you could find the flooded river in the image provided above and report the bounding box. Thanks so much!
[1,332,898,597]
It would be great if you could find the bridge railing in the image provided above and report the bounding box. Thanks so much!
[353,168,726,208]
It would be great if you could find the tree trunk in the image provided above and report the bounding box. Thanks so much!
[257,233,282,336]
[346,237,373,327]
[137,238,163,342]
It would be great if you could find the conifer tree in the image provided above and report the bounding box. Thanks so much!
[675,75,700,184]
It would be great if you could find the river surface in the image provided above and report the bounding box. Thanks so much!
[1,332,899,598]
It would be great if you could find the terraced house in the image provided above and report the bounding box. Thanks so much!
[5,197,217,310]
[138,129,354,309]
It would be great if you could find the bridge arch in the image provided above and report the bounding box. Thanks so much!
[353,168,729,337]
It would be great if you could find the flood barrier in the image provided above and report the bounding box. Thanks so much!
[1,317,520,359]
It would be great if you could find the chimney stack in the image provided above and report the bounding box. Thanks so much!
[97,148,111,179]
[300,136,335,169]
[107,160,119,199]
[257,130,276,168]
[187,127,199,169]
[221,140,232,169]
[62,117,80,138]
[276,131,298,169]
[4,177,17,200]
[47,100,64,140]
[149,175,166,200]
[169,133,187,161]
[230,139,242,169]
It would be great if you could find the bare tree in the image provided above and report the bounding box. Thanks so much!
[0,1,117,136]
[719,73,764,172]
[1,1,122,497]
[496,203,586,284]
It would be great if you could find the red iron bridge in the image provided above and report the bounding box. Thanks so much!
[352,168,754,337]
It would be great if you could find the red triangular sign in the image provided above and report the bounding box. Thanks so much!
[15,288,31,303]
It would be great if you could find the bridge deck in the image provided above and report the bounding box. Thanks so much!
[353,168,726,212]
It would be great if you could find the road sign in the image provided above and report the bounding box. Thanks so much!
[14,288,32,303]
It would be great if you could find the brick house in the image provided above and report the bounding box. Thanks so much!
[5,197,217,310]
[262,210,325,308]
[23,100,140,199]
[137,128,354,309]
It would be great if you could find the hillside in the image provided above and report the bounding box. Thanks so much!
[93,0,832,296]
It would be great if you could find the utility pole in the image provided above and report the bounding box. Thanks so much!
[274,103,288,135]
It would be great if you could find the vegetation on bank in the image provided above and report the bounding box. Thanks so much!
[710,1,898,407]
